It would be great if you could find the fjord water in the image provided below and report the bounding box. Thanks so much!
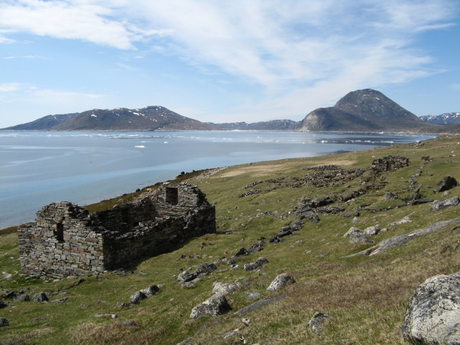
[0,131,431,228]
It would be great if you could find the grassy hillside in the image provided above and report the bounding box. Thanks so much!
[1,136,460,344]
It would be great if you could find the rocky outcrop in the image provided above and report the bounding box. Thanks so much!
[189,295,231,319]
[401,272,460,344]
[346,216,460,257]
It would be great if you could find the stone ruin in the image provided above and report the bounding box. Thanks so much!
[17,183,215,279]
[371,155,409,172]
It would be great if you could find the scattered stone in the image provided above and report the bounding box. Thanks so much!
[242,318,251,326]
[0,317,9,327]
[94,313,117,319]
[33,292,49,303]
[234,294,285,316]
[235,248,249,256]
[226,258,237,266]
[129,291,147,304]
[0,301,8,309]
[52,297,68,303]
[394,216,412,225]
[430,196,460,211]
[13,294,30,302]
[2,272,12,280]
[212,282,242,296]
[346,216,460,257]
[267,273,295,292]
[244,257,269,272]
[178,262,217,285]
[140,285,159,297]
[116,302,130,308]
[385,192,398,200]
[190,294,231,319]
[434,176,458,193]
[363,225,380,236]
[177,271,196,284]
[246,292,261,301]
[195,262,217,275]
[348,232,374,244]
[123,320,137,327]
[343,227,362,238]
[308,312,330,333]
[247,241,264,254]
[401,272,460,344]
[222,329,240,339]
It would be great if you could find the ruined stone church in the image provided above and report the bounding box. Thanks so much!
[18,183,215,278]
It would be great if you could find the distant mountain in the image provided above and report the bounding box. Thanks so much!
[298,89,430,132]
[3,106,218,131]
[212,119,300,131]
[5,113,78,130]
[419,112,460,125]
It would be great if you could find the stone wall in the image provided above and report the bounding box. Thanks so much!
[18,202,105,278]
[18,183,215,278]
[372,155,409,172]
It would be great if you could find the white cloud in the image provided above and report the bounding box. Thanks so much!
[0,0,458,123]
[0,35,15,44]
[0,83,22,92]
[0,0,167,49]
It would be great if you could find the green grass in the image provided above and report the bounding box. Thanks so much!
[1,135,460,344]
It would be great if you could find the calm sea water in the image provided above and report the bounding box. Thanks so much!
[0,130,432,228]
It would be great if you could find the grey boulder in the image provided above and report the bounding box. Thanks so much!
[267,273,295,292]
[430,196,460,211]
[401,272,460,344]
[190,294,231,319]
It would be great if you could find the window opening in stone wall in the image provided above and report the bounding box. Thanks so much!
[166,187,179,205]
[54,223,64,242]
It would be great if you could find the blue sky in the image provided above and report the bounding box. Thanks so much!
[1,0,459,128]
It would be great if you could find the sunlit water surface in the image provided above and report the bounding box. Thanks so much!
[0,130,432,228]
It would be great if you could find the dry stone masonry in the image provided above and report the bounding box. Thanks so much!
[18,183,215,279]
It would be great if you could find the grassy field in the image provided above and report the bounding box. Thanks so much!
[1,135,460,344]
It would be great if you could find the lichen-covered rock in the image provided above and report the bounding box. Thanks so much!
[195,262,217,275]
[190,295,231,319]
[343,227,362,238]
[308,312,330,333]
[348,232,374,244]
[129,291,147,304]
[267,273,295,292]
[430,196,460,211]
[244,257,269,272]
[363,225,380,236]
[212,282,241,296]
[33,292,48,303]
[13,294,30,302]
[401,272,460,344]
[140,285,159,298]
